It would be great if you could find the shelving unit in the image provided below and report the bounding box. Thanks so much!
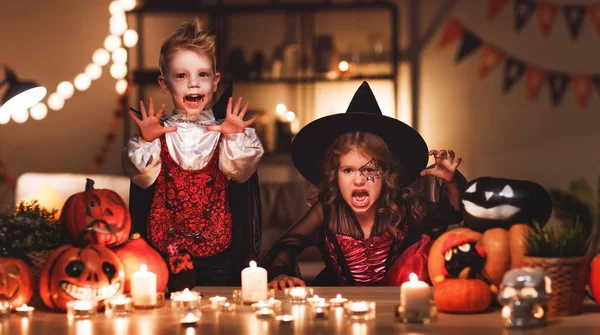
[125,1,399,148]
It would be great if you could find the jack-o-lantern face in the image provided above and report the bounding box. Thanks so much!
[61,179,131,247]
[0,257,34,308]
[461,177,552,231]
[39,244,124,311]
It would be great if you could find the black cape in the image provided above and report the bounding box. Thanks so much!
[128,85,262,286]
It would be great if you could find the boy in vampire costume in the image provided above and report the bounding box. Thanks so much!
[126,85,263,290]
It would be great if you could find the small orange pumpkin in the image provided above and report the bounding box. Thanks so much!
[434,278,492,313]
[61,179,131,247]
[429,225,530,286]
[0,250,34,309]
[113,233,169,293]
[39,243,125,311]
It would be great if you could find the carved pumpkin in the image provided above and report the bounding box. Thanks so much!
[39,244,124,311]
[113,233,168,293]
[434,278,493,313]
[0,250,34,309]
[61,178,131,247]
[590,254,600,304]
[429,225,530,287]
[461,177,552,232]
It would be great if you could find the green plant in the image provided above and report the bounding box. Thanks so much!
[0,200,64,251]
[525,218,595,258]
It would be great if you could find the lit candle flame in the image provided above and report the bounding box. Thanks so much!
[249,261,257,268]
[140,264,147,272]
[409,273,418,282]
[338,61,349,72]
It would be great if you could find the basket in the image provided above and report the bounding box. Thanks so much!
[521,256,588,317]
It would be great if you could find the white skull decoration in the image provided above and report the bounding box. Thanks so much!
[498,268,552,328]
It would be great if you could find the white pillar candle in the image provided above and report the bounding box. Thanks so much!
[241,261,268,303]
[400,273,431,312]
[130,264,157,307]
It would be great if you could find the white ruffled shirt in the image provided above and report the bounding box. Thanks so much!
[122,108,264,189]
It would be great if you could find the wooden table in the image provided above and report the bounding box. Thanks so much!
[2,287,599,334]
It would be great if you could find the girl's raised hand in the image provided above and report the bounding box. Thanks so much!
[207,97,257,134]
[420,149,462,183]
[268,274,306,292]
[129,97,177,142]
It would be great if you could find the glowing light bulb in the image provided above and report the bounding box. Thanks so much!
[56,81,75,99]
[112,48,128,63]
[110,63,128,80]
[115,79,128,95]
[338,61,349,72]
[109,1,123,15]
[93,49,111,66]
[104,35,122,52]
[0,111,10,124]
[284,111,295,122]
[85,63,103,80]
[74,73,92,91]
[47,93,65,111]
[110,15,128,36]
[11,109,29,124]
[119,0,136,11]
[123,30,138,47]
[276,103,286,116]
[30,103,48,120]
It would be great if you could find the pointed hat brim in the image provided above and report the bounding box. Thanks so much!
[291,82,428,186]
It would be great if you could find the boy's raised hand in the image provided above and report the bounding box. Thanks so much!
[207,97,257,134]
[129,97,177,142]
[420,149,462,183]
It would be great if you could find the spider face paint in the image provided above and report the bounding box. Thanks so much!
[359,159,381,183]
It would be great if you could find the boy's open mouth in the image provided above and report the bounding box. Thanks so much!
[351,189,369,208]
[183,94,205,109]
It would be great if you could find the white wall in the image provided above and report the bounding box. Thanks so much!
[0,0,598,207]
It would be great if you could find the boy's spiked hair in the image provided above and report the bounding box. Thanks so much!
[159,18,217,75]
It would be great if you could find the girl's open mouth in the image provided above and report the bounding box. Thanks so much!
[351,190,369,208]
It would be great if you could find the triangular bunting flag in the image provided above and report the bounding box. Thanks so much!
[479,45,505,78]
[536,3,559,37]
[588,4,600,38]
[514,0,536,31]
[592,75,600,96]
[548,72,569,106]
[526,67,546,99]
[503,58,526,93]
[563,6,586,40]
[571,76,592,110]
[439,18,464,48]
[488,0,511,21]
[456,30,482,62]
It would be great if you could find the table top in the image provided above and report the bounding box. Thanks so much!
[2,286,599,335]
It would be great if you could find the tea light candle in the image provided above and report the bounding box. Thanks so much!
[171,288,201,310]
[0,300,10,318]
[275,314,295,323]
[400,273,430,312]
[221,302,236,312]
[180,312,199,326]
[130,264,157,307]
[344,301,376,320]
[285,286,312,303]
[255,307,274,319]
[241,261,268,304]
[306,294,326,306]
[314,306,329,319]
[329,294,348,307]
[15,304,34,317]
[209,296,227,308]
[106,295,133,315]
[66,300,97,319]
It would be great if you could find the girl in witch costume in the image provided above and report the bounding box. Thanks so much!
[122,19,264,290]
[264,82,467,289]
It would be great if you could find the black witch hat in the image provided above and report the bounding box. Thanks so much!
[291,81,428,187]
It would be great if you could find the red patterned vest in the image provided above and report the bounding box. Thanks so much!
[325,230,406,285]
[147,135,232,258]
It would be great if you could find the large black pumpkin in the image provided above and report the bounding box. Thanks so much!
[460,177,552,232]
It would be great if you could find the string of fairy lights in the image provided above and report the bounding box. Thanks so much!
[0,0,138,125]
